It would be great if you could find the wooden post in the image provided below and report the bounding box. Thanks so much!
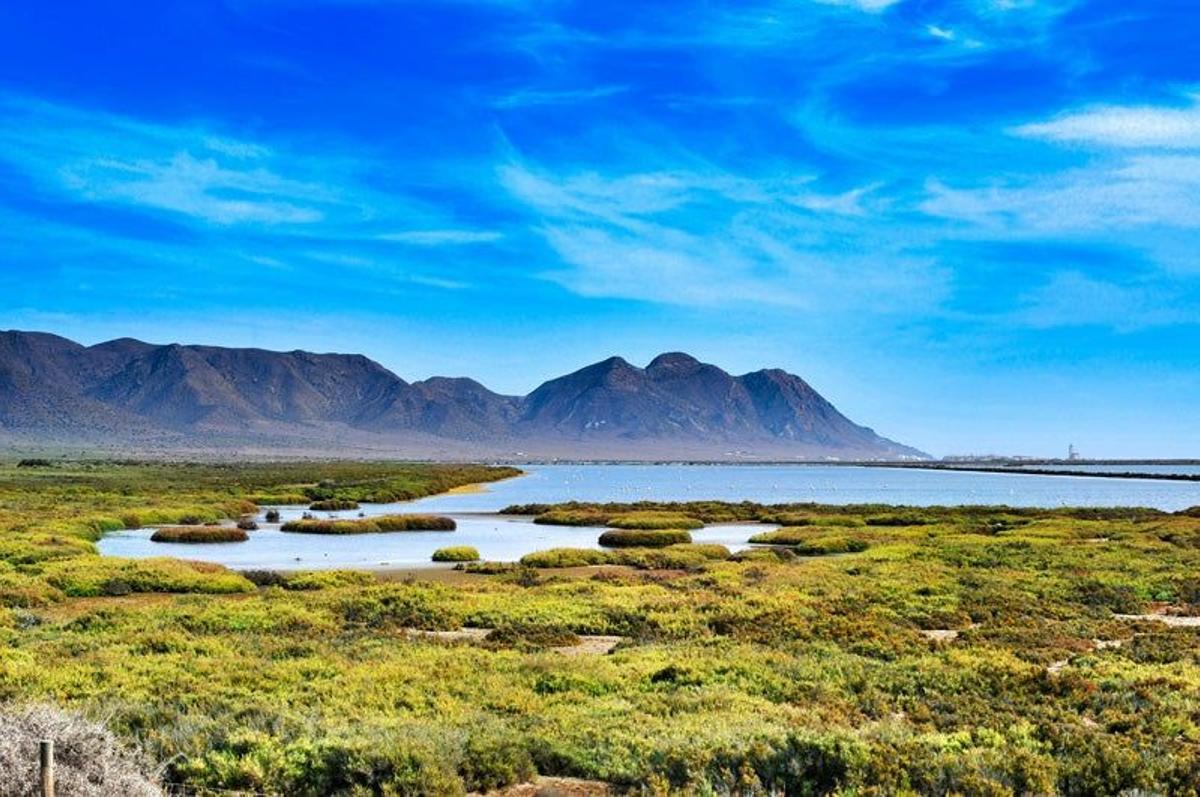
[39,739,54,797]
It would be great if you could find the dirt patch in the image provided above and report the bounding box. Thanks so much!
[1115,613,1200,627]
[480,777,613,796]
[554,635,622,656]
[405,627,623,655]
[920,629,960,643]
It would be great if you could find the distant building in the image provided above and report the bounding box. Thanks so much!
[1068,444,1080,461]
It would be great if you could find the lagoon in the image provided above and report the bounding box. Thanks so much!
[97,463,1200,569]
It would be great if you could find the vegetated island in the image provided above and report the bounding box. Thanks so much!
[1,460,1200,794]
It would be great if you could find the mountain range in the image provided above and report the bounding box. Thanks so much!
[0,330,926,459]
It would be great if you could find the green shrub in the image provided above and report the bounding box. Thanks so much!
[762,513,864,527]
[281,515,455,534]
[532,509,612,526]
[598,529,693,548]
[151,526,249,543]
[1073,579,1145,613]
[308,499,361,511]
[283,570,376,591]
[793,536,869,556]
[731,547,798,562]
[16,458,53,468]
[458,725,536,793]
[749,527,817,545]
[865,514,933,526]
[520,548,611,568]
[608,511,704,530]
[609,547,710,570]
[665,543,730,560]
[484,622,581,650]
[42,558,255,597]
[432,546,480,563]
[0,566,64,607]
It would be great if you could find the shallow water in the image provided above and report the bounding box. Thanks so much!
[98,515,760,570]
[406,463,1200,513]
[97,463,1200,570]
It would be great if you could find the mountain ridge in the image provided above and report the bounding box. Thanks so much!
[0,330,927,460]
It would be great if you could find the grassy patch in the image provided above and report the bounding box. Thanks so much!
[607,511,704,530]
[598,529,693,547]
[150,526,249,543]
[432,546,481,563]
[281,514,456,534]
[308,499,361,511]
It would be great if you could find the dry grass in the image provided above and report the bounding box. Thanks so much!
[0,704,162,796]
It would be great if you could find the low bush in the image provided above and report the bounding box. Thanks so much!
[150,527,249,543]
[484,622,581,650]
[865,514,934,527]
[283,570,376,591]
[432,546,480,563]
[308,499,361,511]
[42,558,255,597]
[762,513,864,527]
[16,458,52,468]
[608,511,704,530]
[520,548,610,568]
[610,547,711,570]
[598,529,693,548]
[236,519,258,531]
[533,509,612,526]
[281,515,455,534]
[749,527,818,545]
[264,509,281,523]
[731,547,798,562]
[0,566,64,607]
[664,543,730,560]
[794,536,869,556]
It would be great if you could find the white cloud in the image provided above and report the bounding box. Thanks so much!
[493,85,628,109]
[1013,93,1200,149]
[920,154,1200,233]
[58,152,327,225]
[500,159,944,312]
[926,25,955,40]
[377,229,503,245]
[814,0,903,12]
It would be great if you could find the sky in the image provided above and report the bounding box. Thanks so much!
[0,1,1197,458]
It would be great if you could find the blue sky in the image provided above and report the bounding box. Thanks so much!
[1,0,1197,457]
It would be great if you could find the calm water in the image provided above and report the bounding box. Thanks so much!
[97,464,1200,570]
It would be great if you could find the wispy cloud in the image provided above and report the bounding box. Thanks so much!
[493,85,628,109]
[377,229,503,245]
[1013,92,1200,149]
[500,158,944,311]
[815,0,903,13]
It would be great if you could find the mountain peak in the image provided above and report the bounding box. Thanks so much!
[646,352,701,372]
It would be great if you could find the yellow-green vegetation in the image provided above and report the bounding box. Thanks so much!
[748,527,870,555]
[532,508,705,530]
[307,498,361,511]
[762,513,865,527]
[150,526,249,543]
[597,528,693,547]
[518,544,730,571]
[280,514,457,534]
[793,535,870,556]
[3,466,1200,794]
[432,546,481,562]
[607,511,704,530]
